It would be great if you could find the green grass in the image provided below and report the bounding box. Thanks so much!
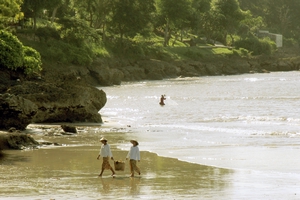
[17,30,249,65]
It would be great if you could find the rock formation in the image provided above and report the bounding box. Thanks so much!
[0,67,107,130]
[0,132,39,150]
[61,125,77,133]
[7,81,107,123]
[0,93,38,130]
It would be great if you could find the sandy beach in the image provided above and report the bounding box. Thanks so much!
[0,121,299,200]
[0,143,232,200]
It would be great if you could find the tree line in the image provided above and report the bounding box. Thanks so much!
[1,0,300,73]
[1,0,299,45]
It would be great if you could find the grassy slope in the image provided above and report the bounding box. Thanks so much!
[17,31,246,67]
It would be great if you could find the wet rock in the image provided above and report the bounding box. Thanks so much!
[39,141,61,146]
[8,127,17,132]
[0,132,39,150]
[61,125,77,133]
[8,81,106,123]
[87,64,124,86]
[0,94,38,130]
[40,141,53,145]
[0,150,3,159]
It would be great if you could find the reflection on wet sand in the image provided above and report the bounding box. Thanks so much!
[0,146,232,199]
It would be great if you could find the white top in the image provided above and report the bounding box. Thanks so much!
[99,144,113,157]
[126,146,140,160]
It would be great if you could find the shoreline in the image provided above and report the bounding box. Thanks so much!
[1,123,299,199]
[0,144,233,199]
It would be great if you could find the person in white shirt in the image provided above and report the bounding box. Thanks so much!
[126,139,141,177]
[97,137,115,176]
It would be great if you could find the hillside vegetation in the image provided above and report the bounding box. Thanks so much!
[1,0,300,75]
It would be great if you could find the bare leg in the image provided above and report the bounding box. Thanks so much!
[99,168,104,176]
[110,167,116,176]
[129,160,134,177]
[135,166,141,175]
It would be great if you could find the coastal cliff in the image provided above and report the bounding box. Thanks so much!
[59,55,300,86]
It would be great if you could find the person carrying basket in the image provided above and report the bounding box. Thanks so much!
[97,137,116,177]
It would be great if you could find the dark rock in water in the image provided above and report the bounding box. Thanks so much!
[39,141,53,145]
[8,127,17,132]
[0,132,39,150]
[61,125,77,133]
[0,94,38,130]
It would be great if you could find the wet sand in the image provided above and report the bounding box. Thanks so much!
[1,124,299,199]
[0,145,232,200]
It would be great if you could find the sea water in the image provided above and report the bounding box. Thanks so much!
[99,71,300,197]
[1,72,299,199]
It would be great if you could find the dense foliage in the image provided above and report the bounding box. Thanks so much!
[1,0,299,67]
[0,30,42,74]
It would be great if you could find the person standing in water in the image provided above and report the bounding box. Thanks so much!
[159,94,166,105]
[126,139,141,177]
[97,137,116,177]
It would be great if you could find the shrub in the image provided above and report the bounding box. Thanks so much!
[183,49,203,60]
[283,37,298,48]
[35,26,60,42]
[69,48,93,65]
[0,30,24,69]
[235,36,276,55]
[23,46,42,74]
[45,40,93,65]
[231,48,250,57]
[0,30,42,74]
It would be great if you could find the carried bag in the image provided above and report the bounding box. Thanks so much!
[114,160,125,171]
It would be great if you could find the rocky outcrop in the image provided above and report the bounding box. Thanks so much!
[0,67,107,130]
[0,94,38,130]
[0,132,39,150]
[71,56,300,86]
[7,81,106,123]
[61,125,77,133]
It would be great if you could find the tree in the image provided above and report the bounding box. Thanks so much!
[0,0,23,28]
[44,0,63,23]
[201,8,224,44]
[213,0,245,45]
[156,0,193,46]
[265,0,300,38]
[58,17,99,46]
[189,0,211,36]
[73,0,113,41]
[238,10,264,37]
[238,0,268,17]
[21,0,47,30]
[110,0,156,43]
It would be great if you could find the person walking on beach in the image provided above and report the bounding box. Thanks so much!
[97,137,115,177]
[126,139,141,177]
[159,94,166,106]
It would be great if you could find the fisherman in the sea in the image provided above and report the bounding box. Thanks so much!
[159,95,166,106]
